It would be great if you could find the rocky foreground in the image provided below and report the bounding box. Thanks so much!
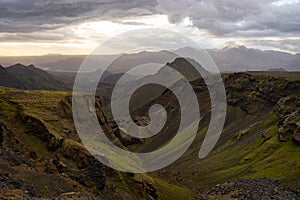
[196,178,299,200]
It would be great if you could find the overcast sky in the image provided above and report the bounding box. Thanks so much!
[0,0,299,56]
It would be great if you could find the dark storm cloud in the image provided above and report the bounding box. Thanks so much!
[158,0,300,37]
[1,0,299,54]
[0,0,158,33]
[1,0,299,37]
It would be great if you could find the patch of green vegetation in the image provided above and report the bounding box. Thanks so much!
[162,103,300,192]
[242,126,281,162]
[20,131,50,157]
[245,141,300,187]
[153,177,195,200]
[262,125,278,140]
[0,97,18,119]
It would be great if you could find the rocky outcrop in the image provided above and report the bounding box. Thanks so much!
[226,73,299,114]
[133,175,158,200]
[58,96,128,148]
[0,121,3,146]
[57,96,73,119]
[0,172,36,198]
[60,139,94,169]
[196,178,299,200]
[225,73,300,145]
[94,96,141,148]
[293,131,300,144]
[67,160,106,192]
[274,96,300,144]
[21,114,62,150]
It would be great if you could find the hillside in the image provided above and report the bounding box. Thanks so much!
[0,65,22,89]
[146,72,300,196]
[0,65,299,198]
[0,63,70,91]
[0,86,192,199]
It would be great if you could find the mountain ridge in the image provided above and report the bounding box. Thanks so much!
[0,63,70,91]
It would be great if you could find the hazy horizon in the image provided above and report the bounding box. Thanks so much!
[0,44,299,58]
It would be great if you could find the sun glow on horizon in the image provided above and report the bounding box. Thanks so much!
[0,14,204,56]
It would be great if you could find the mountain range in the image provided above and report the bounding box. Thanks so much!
[1,45,299,72]
[207,45,300,71]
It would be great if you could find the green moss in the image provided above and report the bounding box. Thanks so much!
[244,141,300,189]
[0,97,18,119]
[20,132,50,157]
[153,177,195,200]
[262,125,278,141]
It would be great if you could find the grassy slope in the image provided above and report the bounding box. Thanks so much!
[0,86,193,199]
[157,106,300,196]
[142,72,300,198]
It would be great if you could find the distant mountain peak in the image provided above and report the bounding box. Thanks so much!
[222,44,248,51]
[9,63,38,70]
[11,63,25,67]
[9,63,34,69]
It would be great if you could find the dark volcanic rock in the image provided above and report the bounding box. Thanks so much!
[196,178,299,200]
[58,96,73,119]
[29,151,38,159]
[293,130,300,144]
[0,172,36,198]
[67,160,106,192]
[274,96,300,144]
[22,114,62,150]
[226,73,300,114]
[278,123,298,142]
[133,175,158,199]
[0,121,3,146]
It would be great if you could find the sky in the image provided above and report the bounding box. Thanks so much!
[0,0,299,56]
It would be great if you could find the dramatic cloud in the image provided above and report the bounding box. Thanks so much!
[0,0,158,32]
[157,0,300,37]
[0,0,299,55]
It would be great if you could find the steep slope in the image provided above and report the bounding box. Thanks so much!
[0,65,22,89]
[94,57,300,197]
[0,86,191,199]
[5,63,70,91]
[145,72,300,196]
[0,62,299,199]
[0,63,70,91]
[0,88,108,199]
[95,58,300,198]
